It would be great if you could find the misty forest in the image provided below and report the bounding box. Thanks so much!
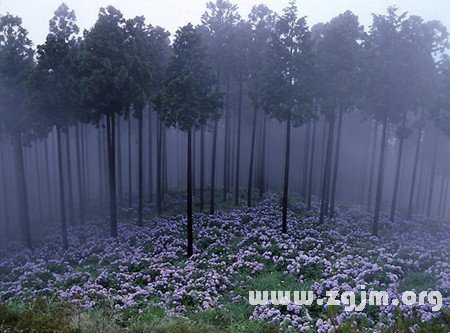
[0,0,449,332]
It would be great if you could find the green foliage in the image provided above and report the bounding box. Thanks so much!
[155,23,222,133]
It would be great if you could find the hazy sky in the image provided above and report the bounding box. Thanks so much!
[1,0,449,46]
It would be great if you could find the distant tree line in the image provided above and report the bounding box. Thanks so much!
[0,1,449,256]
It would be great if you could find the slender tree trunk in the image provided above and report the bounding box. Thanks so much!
[117,117,123,207]
[1,139,10,239]
[148,110,153,203]
[162,127,168,195]
[138,110,144,227]
[98,128,104,205]
[234,75,243,206]
[329,109,343,218]
[407,128,423,219]
[82,126,89,207]
[390,135,405,222]
[65,128,75,226]
[373,116,388,237]
[187,129,193,257]
[200,125,205,211]
[156,120,163,215]
[441,177,450,218]
[223,76,230,202]
[282,117,291,234]
[247,105,258,207]
[128,117,132,208]
[210,120,218,215]
[359,121,372,204]
[307,121,317,210]
[56,127,68,250]
[367,123,379,211]
[301,123,311,199]
[426,133,439,217]
[193,131,196,192]
[437,174,446,217]
[259,113,267,198]
[75,124,85,225]
[34,144,43,224]
[44,139,53,222]
[106,114,118,238]
[319,116,335,224]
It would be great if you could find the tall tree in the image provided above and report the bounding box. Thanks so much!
[156,24,222,257]
[260,1,315,233]
[0,14,34,249]
[80,6,132,237]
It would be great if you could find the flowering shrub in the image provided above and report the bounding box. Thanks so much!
[0,194,448,332]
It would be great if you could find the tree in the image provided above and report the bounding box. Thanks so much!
[0,14,34,249]
[29,3,81,249]
[79,6,132,238]
[260,1,315,233]
[125,16,169,227]
[155,24,222,257]
[247,4,275,207]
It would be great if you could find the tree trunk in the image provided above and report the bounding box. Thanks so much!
[200,125,205,211]
[367,123,379,211]
[319,116,335,224]
[34,144,43,224]
[210,120,218,215]
[441,176,449,217]
[65,128,75,226]
[148,110,153,203]
[247,105,258,207]
[128,117,132,208]
[437,174,446,217]
[1,139,10,239]
[138,110,144,227]
[56,127,68,250]
[44,139,53,222]
[187,129,193,257]
[82,126,89,208]
[407,128,423,219]
[75,124,85,225]
[329,109,343,218]
[301,123,311,199]
[390,135,405,222]
[307,121,317,210]
[156,120,163,215]
[98,127,104,205]
[359,121,372,204]
[259,113,267,198]
[373,116,388,237]
[426,133,439,217]
[106,114,118,238]
[282,117,291,234]
[223,76,230,202]
[117,116,123,207]
[234,74,243,206]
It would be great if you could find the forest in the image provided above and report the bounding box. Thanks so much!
[0,0,449,332]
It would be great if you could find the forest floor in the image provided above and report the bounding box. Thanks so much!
[0,193,449,332]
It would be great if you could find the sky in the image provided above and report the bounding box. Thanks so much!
[0,0,449,46]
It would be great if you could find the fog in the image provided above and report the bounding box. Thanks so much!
[0,1,449,331]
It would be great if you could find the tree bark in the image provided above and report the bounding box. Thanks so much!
[200,125,205,211]
[247,105,258,207]
[426,133,439,217]
[210,120,218,215]
[148,110,153,203]
[390,135,405,222]
[138,110,144,226]
[56,127,68,250]
[301,123,311,199]
[282,117,291,234]
[373,116,388,237]
[367,123,379,211]
[128,117,132,208]
[106,114,118,238]
[307,121,317,210]
[234,74,243,206]
[44,139,53,222]
[223,76,230,202]
[156,120,163,215]
[319,116,335,224]
[117,116,123,207]
[187,129,193,257]
[259,113,267,198]
[1,139,10,239]
[407,128,423,219]
[65,128,75,226]
[329,109,343,218]
[98,127,104,205]
[75,124,85,225]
